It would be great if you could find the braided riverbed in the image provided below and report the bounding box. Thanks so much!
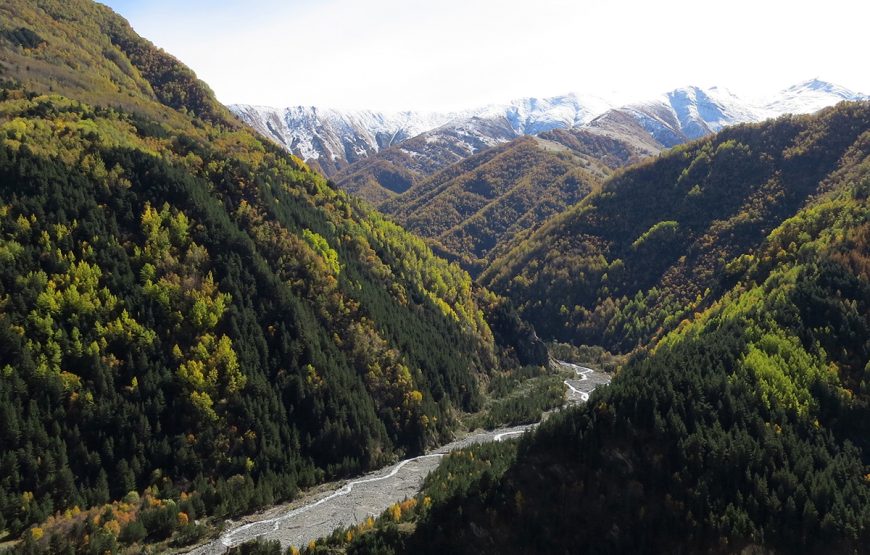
[187,362,609,552]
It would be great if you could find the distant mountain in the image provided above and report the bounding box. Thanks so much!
[538,114,668,168]
[233,80,867,204]
[761,78,869,117]
[230,93,612,181]
[379,136,612,275]
[332,115,521,204]
[368,81,868,276]
[588,79,868,149]
[228,105,456,176]
[592,86,760,148]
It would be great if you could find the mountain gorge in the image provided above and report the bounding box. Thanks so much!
[1,0,869,553]
[294,99,870,555]
[0,1,543,551]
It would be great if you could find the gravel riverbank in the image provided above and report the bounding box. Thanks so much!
[186,362,609,552]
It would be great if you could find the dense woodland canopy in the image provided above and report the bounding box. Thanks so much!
[427,156,870,553]
[0,1,543,551]
[288,103,870,554]
[1,0,868,553]
[483,102,870,354]
[379,137,611,276]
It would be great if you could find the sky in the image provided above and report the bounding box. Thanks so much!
[101,0,869,111]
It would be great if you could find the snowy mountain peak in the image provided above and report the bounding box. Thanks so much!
[587,80,867,148]
[230,94,613,174]
[229,104,458,172]
[601,85,762,147]
[786,78,852,95]
[761,79,868,117]
[231,80,867,175]
[498,93,614,135]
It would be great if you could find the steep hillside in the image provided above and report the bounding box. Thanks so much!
[0,1,539,550]
[379,136,611,275]
[300,119,870,554]
[483,102,870,353]
[0,0,232,127]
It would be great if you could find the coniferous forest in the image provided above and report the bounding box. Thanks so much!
[289,103,870,555]
[0,1,544,551]
[0,0,868,554]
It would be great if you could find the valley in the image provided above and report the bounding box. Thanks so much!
[0,1,868,554]
[186,362,609,553]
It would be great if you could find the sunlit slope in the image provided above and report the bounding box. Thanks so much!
[0,0,533,544]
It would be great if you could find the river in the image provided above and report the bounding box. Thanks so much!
[186,361,609,553]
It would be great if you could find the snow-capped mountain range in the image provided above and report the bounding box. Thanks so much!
[230,79,867,176]
[589,79,869,148]
[230,105,455,175]
[230,92,613,175]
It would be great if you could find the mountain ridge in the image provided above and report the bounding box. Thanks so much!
[378,135,613,275]
[0,1,544,550]
[282,98,870,555]
[230,92,614,173]
[481,100,870,353]
[232,79,867,189]
[347,81,868,278]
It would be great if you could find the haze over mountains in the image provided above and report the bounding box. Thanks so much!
[232,79,867,184]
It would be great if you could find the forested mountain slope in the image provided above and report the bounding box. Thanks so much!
[358,97,868,281]
[330,116,521,205]
[483,102,870,353]
[0,1,537,549]
[307,119,870,554]
[378,137,612,275]
[538,114,666,169]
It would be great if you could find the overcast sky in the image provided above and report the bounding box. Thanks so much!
[101,0,868,111]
